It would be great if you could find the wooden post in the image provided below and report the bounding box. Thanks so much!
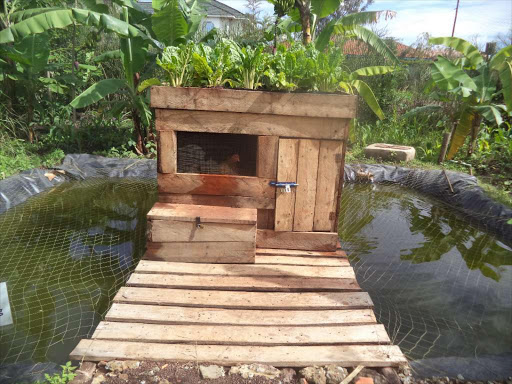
[438,132,451,164]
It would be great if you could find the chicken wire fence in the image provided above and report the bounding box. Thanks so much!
[0,157,511,382]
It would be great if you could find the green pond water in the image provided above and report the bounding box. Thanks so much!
[0,179,511,379]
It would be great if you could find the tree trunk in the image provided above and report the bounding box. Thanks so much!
[467,115,482,157]
[132,108,146,155]
[274,17,279,53]
[296,1,312,44]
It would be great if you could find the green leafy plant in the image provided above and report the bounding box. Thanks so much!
[43,362,77,384]
[191,39,238,87]
[236,44,266,89]
[155,42,194,87]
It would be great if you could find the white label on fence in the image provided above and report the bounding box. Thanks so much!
[0,282,13,326]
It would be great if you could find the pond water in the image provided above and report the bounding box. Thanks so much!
[339,183,512,377]
[0,179,511,381]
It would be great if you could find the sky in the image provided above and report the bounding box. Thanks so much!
[222,0,512,46]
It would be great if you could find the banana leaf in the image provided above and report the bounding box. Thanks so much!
[70,78,126,108]
[446,107,475,159]
[311,0,342,18]
[432,56,477,92]
[429,37,483,68]
[350,65,396,80]
[152,0,188,46]
[351,79,384,120]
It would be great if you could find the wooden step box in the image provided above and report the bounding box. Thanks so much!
[151,87,357,252]
[146,203,257,263]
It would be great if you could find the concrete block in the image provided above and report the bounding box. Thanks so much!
[364,143,415,162]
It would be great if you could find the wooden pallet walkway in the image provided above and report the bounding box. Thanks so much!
[70,247,407,367]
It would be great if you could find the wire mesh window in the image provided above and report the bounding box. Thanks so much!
[177,132,258,176]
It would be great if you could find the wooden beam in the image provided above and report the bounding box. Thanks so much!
[158,193,275,209]
[147,203,257,225]
[157,131,177,174]
[126,273,360,292]
[314,140,344,231]
[148,220,256,243]
[257,230,338,252]
[294,139,320,231]
[150,86,358,119]
[256,248,347,258]
[274,139,299,231]
[70,340,407,366]
[155,109,348,141]
[114,288,373,309]
[158,173,275,198]
[257,136,279,229]
[255,256,349,267]
[93,322,391,345]
[105,304,377,326]
[145,242,255,264]
[135,260,355,279]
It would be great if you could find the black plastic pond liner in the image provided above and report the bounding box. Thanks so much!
[344,164,512,242]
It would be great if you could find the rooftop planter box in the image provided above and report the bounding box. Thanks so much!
[150,86,357,252]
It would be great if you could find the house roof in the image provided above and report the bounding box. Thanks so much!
[342,40,460,60]
[137,0,245,18]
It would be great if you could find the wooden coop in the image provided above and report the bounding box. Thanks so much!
[148,86,357,263]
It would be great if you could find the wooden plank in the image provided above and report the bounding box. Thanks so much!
[314,140,344,231]
[70,340,407,367]
[255,256,349,266]
[335,123,350,227]
[257,230,338,252]
[257,209,274,229]
[105,304,377,326]
[147,203,257,225]
[127,274,360,292]
[158,173,275,198]
[294,139,320,232]
[136,260,354,279]
[155,109,348,141]
[114,288,373,309]
[157,131,177,174]
[274,139,299,231]
[145,242,255,264]
[149,220,256,243]
[151,87,358,119]
[93,322,390,345]
[256,248,347,258]
[158,193,275,209]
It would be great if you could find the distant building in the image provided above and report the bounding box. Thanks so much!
[137,0,246,33]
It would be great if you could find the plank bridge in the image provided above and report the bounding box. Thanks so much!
[70,246,407,367]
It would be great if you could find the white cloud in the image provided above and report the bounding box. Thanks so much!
[369,0,512,45]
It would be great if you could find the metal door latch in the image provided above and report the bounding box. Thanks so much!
[195,216,202,229]
[269,181,298,193]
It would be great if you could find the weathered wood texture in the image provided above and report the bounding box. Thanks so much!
[256,248,347,258]
[155,109,348,140]
[106,304,376,326]
[158,173,274,198]
[145,242,255,264]
[257,230,338,252]
[147,203,256,225]
[158,193,275,209]
[127,273,360,292]
[135,260,354,279]
[149,220,256,243]
[314,140,344,231]
[274,139,299,231]
[151,87,358,119]
[294,139,320,231]
[114,287,373,309]
[71,340,407,367]
[157,131,177,174]
[93,322,390,345]
[257,136,279,229]
[255,256,349,266]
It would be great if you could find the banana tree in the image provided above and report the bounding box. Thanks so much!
[268,0,294,51]
[419,37,512,159]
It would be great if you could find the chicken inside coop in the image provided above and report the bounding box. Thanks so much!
[176,132,257,176]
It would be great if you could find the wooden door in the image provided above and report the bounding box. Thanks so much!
[274,138,344,233]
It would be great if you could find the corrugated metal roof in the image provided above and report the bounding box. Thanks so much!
[136,0,245,18]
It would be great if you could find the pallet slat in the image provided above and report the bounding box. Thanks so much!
[127,273,360,292]
[257,230,338,252]
[93,322,391,346]
[255,256,349,266]
[256,248,347,258]
[70,340,406,367]
[136,260,354,279]
[294,139,320,231]
[115,288,372,309]
[148,203,257,225]
[158,194,275,209]
[105,304,377,326]
[274,139,299,231]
